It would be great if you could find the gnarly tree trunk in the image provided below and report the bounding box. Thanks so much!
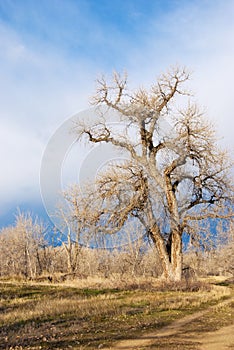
[169,230,182,281]
[150,224,182,281]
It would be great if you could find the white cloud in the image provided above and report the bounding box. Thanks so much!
[0,22,97,217]
[0,121,43,213]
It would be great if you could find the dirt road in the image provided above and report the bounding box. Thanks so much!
[105,297,234,349]
[198,324,234,349]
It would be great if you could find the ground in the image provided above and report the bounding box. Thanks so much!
[105,296,234,349]
[0,277,233,349]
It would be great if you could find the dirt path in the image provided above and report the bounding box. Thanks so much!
[196,324,234,349]
[104,297,234,349]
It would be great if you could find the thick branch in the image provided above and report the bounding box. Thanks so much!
[183,212,233,225]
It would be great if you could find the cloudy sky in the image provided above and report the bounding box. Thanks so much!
[0,0,234,227]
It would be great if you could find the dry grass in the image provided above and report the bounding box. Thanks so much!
[0,278,233,349]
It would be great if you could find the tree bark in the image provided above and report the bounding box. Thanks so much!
[150,224,182,282]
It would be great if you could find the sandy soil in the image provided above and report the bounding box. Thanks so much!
[197,324,234,349]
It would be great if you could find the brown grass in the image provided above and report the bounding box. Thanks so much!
[0,278,233,349]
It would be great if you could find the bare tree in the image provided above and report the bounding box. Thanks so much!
[0,211,47,279]
[73,67,233,282]
[184,220,234,277]
[56,185,94,273]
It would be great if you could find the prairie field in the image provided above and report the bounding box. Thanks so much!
[0,277,233,349]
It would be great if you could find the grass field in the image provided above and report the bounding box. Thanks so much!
[0,278,233,349]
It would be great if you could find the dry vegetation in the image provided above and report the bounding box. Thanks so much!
[0,210,232,349]
[0,212,233,283]
[0,278,233,349]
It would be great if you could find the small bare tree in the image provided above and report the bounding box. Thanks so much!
[0,211,46,278]
[73,67,233,282]
[56,185,95,273]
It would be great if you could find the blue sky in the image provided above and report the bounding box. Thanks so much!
[0,0,234,227]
